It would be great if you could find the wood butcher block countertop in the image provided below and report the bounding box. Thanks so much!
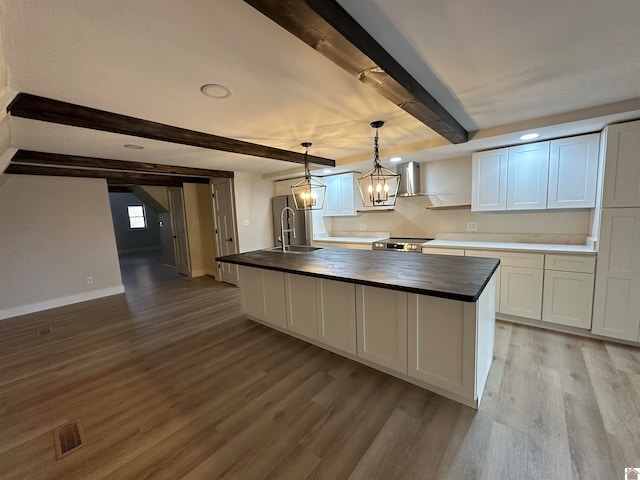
[217,248,500,302]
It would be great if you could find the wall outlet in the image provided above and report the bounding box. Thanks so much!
[466,222,478,232]
[86,276,94,284]
[243,218,250,226]
[359,223,366,231]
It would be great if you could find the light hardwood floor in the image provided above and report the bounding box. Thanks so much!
[0,253,639,479]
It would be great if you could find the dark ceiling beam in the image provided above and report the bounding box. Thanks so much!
[12,150,234,178]
[243,0,469,144]
[4,163,210,187]
[108,185,133,193]
[7,93,336,167]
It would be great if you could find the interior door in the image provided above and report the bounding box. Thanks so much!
[168,187,190,276]
[211,179,239,285]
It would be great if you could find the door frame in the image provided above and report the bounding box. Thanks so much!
[168,186,191,276]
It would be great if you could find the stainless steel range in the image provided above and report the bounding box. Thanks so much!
[372,237,434,253]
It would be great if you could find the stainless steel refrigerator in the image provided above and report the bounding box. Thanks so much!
[272,195,309,246]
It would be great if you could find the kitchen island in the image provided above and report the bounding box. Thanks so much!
[217,248,499,408]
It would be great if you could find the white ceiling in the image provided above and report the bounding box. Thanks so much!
[1,0,639,177]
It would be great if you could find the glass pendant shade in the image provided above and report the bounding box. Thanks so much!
[357,121,400,208]
[291,142,326,211]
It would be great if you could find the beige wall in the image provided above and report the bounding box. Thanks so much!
[234,171,273,252]
[0,175,123,319]
[332,156,591,238]
[183,183,216,277]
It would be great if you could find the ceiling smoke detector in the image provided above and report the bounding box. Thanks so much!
[200,83,232,99]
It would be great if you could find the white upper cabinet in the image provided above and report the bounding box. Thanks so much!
[548,133,600,209]
[471,148,508,211]
[602,120,640,208]
[506,141,550,210]
[323,173,360,216]
[472,133,600,212]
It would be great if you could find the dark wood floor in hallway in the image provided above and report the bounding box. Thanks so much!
[0,253,639,479]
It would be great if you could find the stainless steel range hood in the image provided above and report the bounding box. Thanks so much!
[397,161,424,196]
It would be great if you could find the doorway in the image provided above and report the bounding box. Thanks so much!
[211,178,239,285]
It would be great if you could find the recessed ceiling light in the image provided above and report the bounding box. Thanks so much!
[123,144,144,149]
[200,83,232,99]
[390,157,402,162]
[519,133,540,140]
[322,169,332,174]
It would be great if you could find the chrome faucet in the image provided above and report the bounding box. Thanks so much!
[280,206,296,252]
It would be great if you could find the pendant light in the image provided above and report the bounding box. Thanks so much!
[357,121,400,208]
[291,142,326,211]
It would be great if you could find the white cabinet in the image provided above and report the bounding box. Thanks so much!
[356,285,407,373]
[471,148,508,211]
[602,120,640,208]
[317,278,357,355]
[323,173,360,216]
[345,243,371,250]
[472,133,600,212]
[506,141,550,211]
[592,208,640,341]
[542,255,596,329]
[500,266,544,320]
[422,247,465,256]
[285,273,318,339]
[238,266,287,328]
[273,177,302,197]
[464,250,502,312]
[547,133,600,209]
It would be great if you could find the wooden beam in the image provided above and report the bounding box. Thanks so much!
[4,163,210,187]
[7,93,336,167]
[12,150,234,178]
[108,185,133,193]
[243,0,469,144]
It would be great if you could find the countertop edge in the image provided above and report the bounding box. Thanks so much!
[422,240,597,255]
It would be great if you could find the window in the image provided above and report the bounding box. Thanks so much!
[127,205,147,229]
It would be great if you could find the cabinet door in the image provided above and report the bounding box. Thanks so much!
[317,279,357,354]
[262,270,287,328]
[542,271,594,329]
[285,274,318,339]
[499,266,543,320]
[238,266,287,328]
[356,286,407,373]
[506,141,550,210]
[323,174,358,216]
[471,148,508,211]
[464,250,501,312]
[592,208,640,341]
[602,120,640,208]
[548,133,600,209]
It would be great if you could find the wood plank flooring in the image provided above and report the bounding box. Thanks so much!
[0,252,639,479]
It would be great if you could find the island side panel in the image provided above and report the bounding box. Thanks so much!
[407,293,477,403]
[475,274,496,402]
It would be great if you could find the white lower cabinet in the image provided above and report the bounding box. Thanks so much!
[464,250,502,312]
[345,243,371,250]
[285,273,318,339]
[542,254,596,329]
[500,266,543,320]
[356,285,407,374]
[542,270,594,329]
[422,247,465,255]
[238,266,287,329]
[317,279,357,355]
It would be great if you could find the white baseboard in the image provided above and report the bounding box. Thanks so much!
[190,268,206,277]
[0,285,126,320]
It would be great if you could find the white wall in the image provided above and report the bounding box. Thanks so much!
[234,171,273,252]
[332,156,592,239]
[0,175,123,319]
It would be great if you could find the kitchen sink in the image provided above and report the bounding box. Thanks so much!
[265,245,323,254]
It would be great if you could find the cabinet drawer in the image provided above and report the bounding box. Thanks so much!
[465,250,544,269]
[345,243,372,250]
[545,254,596,273]
[422,247,465,256]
